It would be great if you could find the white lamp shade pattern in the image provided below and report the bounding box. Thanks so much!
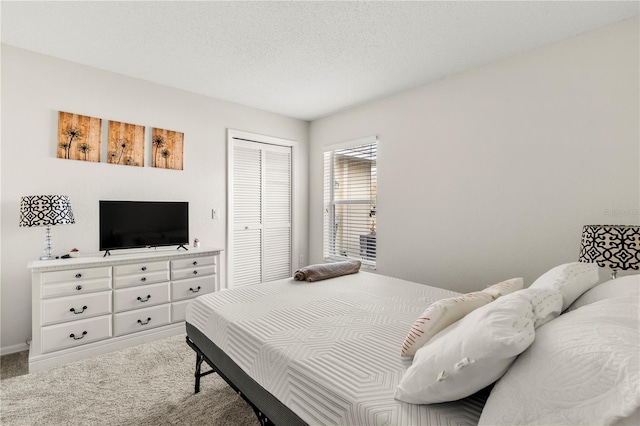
[579,224,640,278]
[20,195,75,260]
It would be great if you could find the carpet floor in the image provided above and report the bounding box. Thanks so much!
[0,334,258,426]
[1,350,28,380]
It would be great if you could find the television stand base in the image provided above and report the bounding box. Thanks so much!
[103,250,111,257]
[177,244,189,251]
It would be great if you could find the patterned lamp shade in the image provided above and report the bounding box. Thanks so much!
[579,225,640,278]
[19,195,75,227]
[20,195,75,260]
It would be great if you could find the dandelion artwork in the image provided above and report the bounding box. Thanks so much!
[107,120,144,167]
[57,112,101,162]
[152,127,184,170]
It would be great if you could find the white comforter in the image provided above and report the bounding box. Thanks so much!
[186,271,488,426]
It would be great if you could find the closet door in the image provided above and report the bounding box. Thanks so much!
[230,138,292,288]
[263,148,292,282]
[232,143,263,287]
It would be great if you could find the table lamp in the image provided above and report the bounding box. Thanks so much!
[579,224,640,279]
[19,195,75,260]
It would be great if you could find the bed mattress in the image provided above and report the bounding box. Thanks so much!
[186,271,488,425]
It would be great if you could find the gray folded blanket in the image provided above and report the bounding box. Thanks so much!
[294,260,361,282]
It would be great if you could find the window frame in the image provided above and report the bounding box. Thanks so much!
[323,136,377,268]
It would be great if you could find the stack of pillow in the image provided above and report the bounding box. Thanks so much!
[395,262,598,404]
[478,272,640,426]
[395,262,640,425]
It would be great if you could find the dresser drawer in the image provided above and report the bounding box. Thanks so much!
[41,291,112,326]
[171,300,192,322]
[172,255,216,271]
[113,282,170,313]
[41,266,111,285]
[113,304,171,337]
[171,264,215,281]
[41,315,111,354]
[113,270,169,289]
[113,261,169,277]
[171,275,216,302]
[41,277,112,299]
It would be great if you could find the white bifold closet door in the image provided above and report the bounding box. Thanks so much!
[231,139,292,288]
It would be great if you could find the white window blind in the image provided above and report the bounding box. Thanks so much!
[323,138,377,267]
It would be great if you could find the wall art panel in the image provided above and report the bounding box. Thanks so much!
[107,120,144,167]
[57,111,101,162]
[151,128,184,170]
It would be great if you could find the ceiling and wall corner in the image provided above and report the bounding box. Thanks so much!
[1,1,638,121]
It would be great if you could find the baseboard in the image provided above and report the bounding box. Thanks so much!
[1,342,29,356]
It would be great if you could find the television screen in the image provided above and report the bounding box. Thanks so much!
[99,201,189,251]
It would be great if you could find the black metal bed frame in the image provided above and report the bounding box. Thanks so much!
[185,322,308,426]
[185,335,271,425]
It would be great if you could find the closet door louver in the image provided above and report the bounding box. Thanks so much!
[232,145,263,287]
[231,140,292,287]
[263,149,292,282]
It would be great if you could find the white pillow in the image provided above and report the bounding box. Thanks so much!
[478,296,640,426]
[400,291,493,357]
[394,290,535,404]
[482,277,523,299]
[518,287,564,328]
[567,274,640,312]
[529,262,600,310]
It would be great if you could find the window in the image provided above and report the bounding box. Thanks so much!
[323,137,377,267]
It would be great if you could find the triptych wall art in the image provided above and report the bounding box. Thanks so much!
[56,111,184,171]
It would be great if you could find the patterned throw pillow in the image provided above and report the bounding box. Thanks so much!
[401,278,523,357]
[482,277,524,299]
[401,292,493,357]
[530,262,600,310]
[400,278,523,356]
[517,287,563,328]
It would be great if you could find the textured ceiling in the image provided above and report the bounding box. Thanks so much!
[1,1,638,121]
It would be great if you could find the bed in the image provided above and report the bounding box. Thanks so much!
[185,267,640,426]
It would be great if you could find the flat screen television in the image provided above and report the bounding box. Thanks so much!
[99,201,189,253]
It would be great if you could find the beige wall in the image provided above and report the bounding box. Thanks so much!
[310,17,639,292]
[0,46,310,352]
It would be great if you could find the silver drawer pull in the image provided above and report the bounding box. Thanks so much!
[192,261,198,266]
[140,277,147,282]
[192,270,198,275]
[75,285,83,291]
[137,295,151,303]
[141,266,147,271]
[70,305,88,314]
[189,286,201,293]
[75,273,82,279]
[137,317,151,325]
[69,331,87,340]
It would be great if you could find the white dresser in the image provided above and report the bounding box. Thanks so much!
[28,247,222,372]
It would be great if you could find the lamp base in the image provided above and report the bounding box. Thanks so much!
[41,225,54,260]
